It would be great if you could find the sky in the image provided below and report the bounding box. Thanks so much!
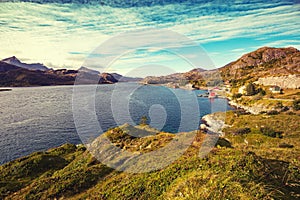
[0,0,299,76]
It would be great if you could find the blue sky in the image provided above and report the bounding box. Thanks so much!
[0,0,299,76]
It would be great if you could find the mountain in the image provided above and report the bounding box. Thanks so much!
[2,56,49,71]
[78,66,100,75]
[0,62,75,87]
[0,57,141,86]
[2,47,298,87]
[141,67,222,88]
[142,68,206,84]
[142,47,300,88]
[111,73,143,82]
[220,47,300,84]
[0,61,20,72]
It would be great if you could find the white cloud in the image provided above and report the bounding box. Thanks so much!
[0,1,299,70]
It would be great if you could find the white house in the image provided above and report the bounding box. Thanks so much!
[269,85,281,93]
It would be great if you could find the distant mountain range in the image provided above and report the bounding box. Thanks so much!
[142,46,300,88]
[1,46,299,87]
[0,57,142,87]
[2,56,49,71]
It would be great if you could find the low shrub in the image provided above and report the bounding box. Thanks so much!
[278,143,294,148]
[274,102,283,109]
[293,99,300,111]
[287,111,296,115]
[234,109,250,115]
[257,88,266,96]
[233,127,251,135]
[259,127,282,138]
[232,93,242,99]
[280,106,289,112]
[267,110,279,115]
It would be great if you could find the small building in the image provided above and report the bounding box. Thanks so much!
[208,91,217,98]
[269,85,281,93]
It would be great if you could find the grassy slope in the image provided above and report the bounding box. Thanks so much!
[1,116,299,200]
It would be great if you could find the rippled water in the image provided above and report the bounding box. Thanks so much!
[0,83,232,164]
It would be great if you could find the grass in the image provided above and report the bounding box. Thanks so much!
[0,114,299,200]
[223,111,300,166]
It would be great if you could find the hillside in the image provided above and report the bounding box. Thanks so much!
[142,47,300,89]
[0,57,140,87]
[0,116,299,199]
[141,68,221,88]
[0,61,75,87]
[220,47,300,86]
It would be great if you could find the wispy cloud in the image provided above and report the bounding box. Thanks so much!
[0,0,299,70]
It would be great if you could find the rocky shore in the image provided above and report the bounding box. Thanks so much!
[201,112,228,136]
[200,95,270,135]
[228,100,269,114]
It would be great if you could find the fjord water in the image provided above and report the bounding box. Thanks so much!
[0,83,231,164]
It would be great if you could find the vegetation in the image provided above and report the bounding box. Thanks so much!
[140,116,148,126]
[259,126,282,138]
[232,93,242,99]
[232,127,251,135]
[245,82,257,96]
[1,46,299,199]
[1,112,299,200]
[293,99,300,111]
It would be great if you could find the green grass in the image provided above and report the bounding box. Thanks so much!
[1,115,299,200]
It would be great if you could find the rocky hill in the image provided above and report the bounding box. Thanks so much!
[141,68,218,86]
[220,47,300,85]
[142,69,223,89]
[142,47,300,88]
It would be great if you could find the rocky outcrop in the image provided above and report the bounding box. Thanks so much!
[256,75,300,89]
[201,112,228,136]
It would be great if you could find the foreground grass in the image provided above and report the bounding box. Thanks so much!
[0,114,299,200]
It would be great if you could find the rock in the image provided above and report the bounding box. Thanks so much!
[200,124,207,130]
[256,75,300,89]
[201,113,227,136]
[228,101,270,115]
